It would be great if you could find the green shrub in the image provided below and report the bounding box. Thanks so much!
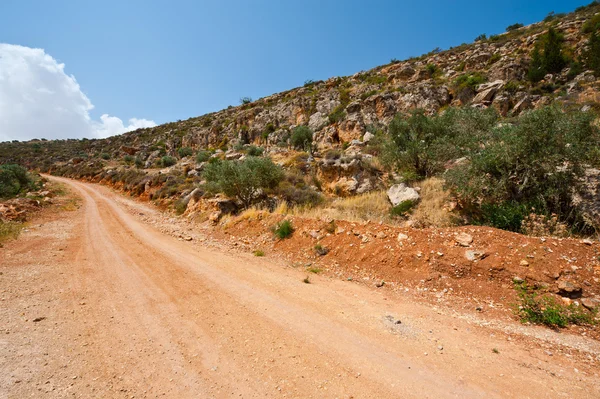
[477,202,530,232]
[506,23,524,32]
[0,164,37,199]
[134,157,144,169]
[425,63,439,76]
[446,106,599,232]
[582,13,600,33]
[390,200,415,217]
[454,72,487,93]
[196,150,211,163]
[239,97,252,105]
[174,198,189,215]
[514,282,597,328]
[273,219,294,239]
[177,147,193,158]
[123,155,134,164]
[489,53,501,64]
[528,27,569,82]
[475,34,487,42]
[253,249,265,256]
[328,106,346,124]
[583,32,600,76]
[383,107,498,179]
[100,153,110,160]
[262,123,276,141]
[246,145,264,157]
[160,156,177,167]
[290,126,313,152]
[203,157,284,207]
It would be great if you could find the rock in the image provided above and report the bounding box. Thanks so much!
[519,260,529,267]
[376,231,387,239]
[397,233,409,241]
[581,238,594,246]
[455,232,473,247]
[477,80,505,92]
[309,230,320,239]
[472,81,505,104]
[557,279,582,297]
[308,112,329,131]
[512,96,532,114]
[120,146,140,155]
[375,281,385,288]
[581,297,600,310]
[387,183,420,206]
[513,276,524,284]
[208,211,222,224]
[363,131,375,143]
[465,250,487,262]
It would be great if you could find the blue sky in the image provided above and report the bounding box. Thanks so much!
[0,0,592,139]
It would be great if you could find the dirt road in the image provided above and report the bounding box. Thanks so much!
[2,177,600,398]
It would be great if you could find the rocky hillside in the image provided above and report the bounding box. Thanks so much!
[2,5,599,157]
[1,2,600,221]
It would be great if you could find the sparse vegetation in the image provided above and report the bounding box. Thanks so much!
[253,249,265,257]
[240,97,252,105]
[514,282,597,328]
[196,150,212,163]
[0,221,23,243]
[273,219,294,239]
[506,23,524,32]
[160,156,177,167]
[314,243,329,256]
[177,147,193,158]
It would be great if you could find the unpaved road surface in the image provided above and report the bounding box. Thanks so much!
[2,177,600,398]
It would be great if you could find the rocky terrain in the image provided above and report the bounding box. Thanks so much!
[1,4,600,198]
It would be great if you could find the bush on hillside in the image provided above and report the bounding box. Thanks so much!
[383,107,498,179]
[0,164,37,199]
[196,150,212,163]
[160,156,177,167]
[528,28,569,83]
[506,23,524,32]
[290,126,313,152]
[203,157,284,208]
[446,106,599,232]
[177,147,193,158]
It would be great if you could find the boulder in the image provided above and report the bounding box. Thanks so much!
[557,279,582,298]
[581,297,600,310]
[362,132,375,143]
[465,250,487,262]
[387,183,420,207]
[455,232,473,247]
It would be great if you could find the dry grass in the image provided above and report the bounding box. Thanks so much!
[287,190,392,223]
[411,178,458,228]
[238,206,269,221]
[0,221,23,243]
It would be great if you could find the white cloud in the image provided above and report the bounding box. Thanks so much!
[0,44,157,142]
